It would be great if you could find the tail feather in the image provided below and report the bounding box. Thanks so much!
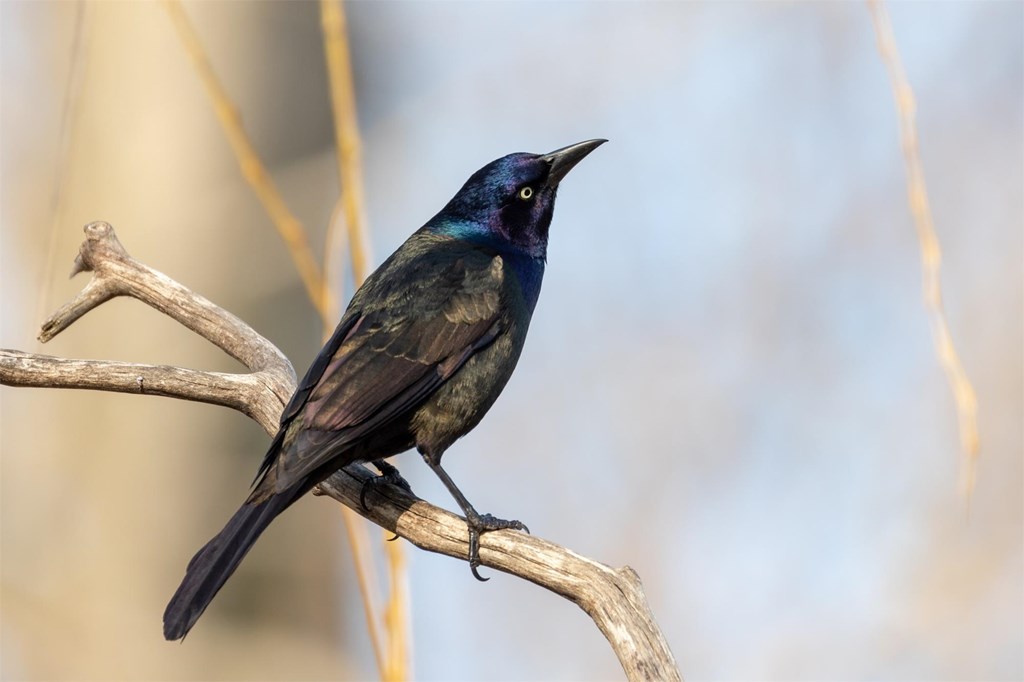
[163,491,295,640]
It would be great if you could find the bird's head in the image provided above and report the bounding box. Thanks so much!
[429,139,606,258]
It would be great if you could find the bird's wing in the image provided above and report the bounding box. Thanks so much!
[261,245,506,492]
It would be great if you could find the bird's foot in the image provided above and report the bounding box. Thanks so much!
[360,459,414,511]
[464,511,530,582]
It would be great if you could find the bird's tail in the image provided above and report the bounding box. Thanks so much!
[163,489,296,641]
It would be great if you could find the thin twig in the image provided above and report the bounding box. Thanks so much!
[321,0,372,283]
[323,198,349,327]
[163,3,392,669]
[321,2,410,678]
[38,0,91,329]
[339,504,389,678]
[383,532,410,679]
[316,281,389,679]
[162,0,329,326]
[867,0,981,498]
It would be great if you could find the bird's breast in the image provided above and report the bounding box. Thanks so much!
[411,313,529,457]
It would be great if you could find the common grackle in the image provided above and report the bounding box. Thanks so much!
[163,139,606,640]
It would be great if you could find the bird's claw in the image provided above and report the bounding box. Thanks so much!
[359,460,414,512]
[470,557,490,582]
[464,512,529,581]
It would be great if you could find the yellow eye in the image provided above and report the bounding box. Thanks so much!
[518,186,534,201]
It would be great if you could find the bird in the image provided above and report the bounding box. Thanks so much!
[163,139,606,641]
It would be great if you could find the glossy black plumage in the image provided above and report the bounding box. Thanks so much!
[163,140,605,641]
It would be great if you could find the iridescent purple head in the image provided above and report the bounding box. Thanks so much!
[428,140,606,259]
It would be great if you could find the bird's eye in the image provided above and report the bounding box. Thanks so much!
[518,186,534,201]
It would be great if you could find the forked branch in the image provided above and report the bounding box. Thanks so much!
[8,221,296,433]
[0,223,681,682]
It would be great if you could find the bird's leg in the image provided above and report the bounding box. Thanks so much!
[359,459,414,512]
[420,450,529,581]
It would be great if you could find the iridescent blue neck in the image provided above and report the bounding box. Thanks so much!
[426,218,504,250]
[427,219,546,311]
[504,249,545,312]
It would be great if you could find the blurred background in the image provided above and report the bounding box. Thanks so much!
[1,1,1020,680]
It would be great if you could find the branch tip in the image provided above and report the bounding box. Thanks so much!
[70,221,128,277]
[84,220,113,239]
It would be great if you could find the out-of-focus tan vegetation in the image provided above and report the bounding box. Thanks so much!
[868,0,979,499]
[159,0,410,677]
[2,2,1020,680]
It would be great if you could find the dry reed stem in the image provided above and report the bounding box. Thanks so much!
[323,198,349,325]
[321,2,410,678]
[163,1,392,671]
[383,535,410,680]
[320,300,389,681]
[320,0,372,284]
[339,504,389,678]
[38,0,92,333]
[867,0,980,497]
[162,0,329,327]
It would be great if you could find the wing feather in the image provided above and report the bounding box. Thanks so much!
[261,241,506,491]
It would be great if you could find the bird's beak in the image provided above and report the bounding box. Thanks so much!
[542,139,607,188]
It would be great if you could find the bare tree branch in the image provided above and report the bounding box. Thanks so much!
[0,223,682,682]
[0,350,280,432]
[317,469,681,681]
[23,220,295,434]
